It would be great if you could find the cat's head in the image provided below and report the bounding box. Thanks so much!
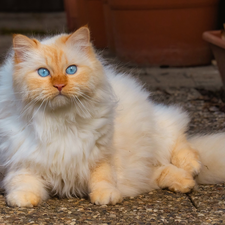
[12,27,106,110]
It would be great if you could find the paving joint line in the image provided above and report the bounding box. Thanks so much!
[186,193,198,210]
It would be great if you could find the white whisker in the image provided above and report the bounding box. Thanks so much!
[76,96,90,117]
[21,99,46,131]
[74,96,86,116]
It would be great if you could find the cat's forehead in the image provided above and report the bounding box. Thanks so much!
[26,33,91,67]
[36,35,72,65]
[40,34,67,45]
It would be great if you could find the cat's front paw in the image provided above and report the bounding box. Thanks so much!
[6,191,41,207]
[89,188,123,205]
[168,174,196,193]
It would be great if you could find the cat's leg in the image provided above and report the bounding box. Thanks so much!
[3,169,48,207]
[89,160,123,205]
[171,135,201,176]
[155,164,195,193]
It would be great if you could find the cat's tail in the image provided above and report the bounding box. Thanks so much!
[188,133,225,184]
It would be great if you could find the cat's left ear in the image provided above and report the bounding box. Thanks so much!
[66,27,91,48]
[13,34,39,63]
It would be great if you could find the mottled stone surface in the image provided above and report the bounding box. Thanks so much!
[0,190,212,224]
[189,184,225,224]
[0,187,225,224]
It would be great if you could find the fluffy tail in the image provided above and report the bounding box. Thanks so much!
[188,133,225,184]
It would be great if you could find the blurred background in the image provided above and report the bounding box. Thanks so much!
[0,0,66,61]
[1,0,225,88]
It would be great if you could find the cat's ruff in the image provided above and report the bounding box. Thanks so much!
[0,27,225,207]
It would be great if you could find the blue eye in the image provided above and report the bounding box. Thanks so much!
[38,68,50,77]
[66,65,77,75]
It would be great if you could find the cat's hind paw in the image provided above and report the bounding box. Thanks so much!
[168,176,196,193]
[171,148,201,176]
[89,188,123,205]
[157,164,196,193]
[6,191,41,207]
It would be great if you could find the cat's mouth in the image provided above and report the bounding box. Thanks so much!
[54,92,68,98]
[57,92,64,96]
[49,92,71,108]
[53,94,70,102]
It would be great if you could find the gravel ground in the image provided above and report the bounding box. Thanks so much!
[150,87,225,135]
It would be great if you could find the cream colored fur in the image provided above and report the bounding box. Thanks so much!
[189,134,225,184]
[0,27,224,207]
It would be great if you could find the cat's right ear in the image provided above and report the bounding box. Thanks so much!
[13,34,39,63]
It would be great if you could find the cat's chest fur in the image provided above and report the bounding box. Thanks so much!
[39,112,111,195]
[7,105,114,197]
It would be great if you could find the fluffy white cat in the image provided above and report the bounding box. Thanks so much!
[0,27,225,207]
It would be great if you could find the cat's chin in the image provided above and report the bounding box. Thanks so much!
[49,95,70,109]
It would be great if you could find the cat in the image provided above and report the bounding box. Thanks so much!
[0,26,225,207]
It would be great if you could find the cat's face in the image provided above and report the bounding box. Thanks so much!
[12,27,104,109]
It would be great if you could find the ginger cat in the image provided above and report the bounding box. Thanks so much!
[0,27,225,207]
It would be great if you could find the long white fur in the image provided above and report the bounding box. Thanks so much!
[0,33,225,206]
[189,134,225,184]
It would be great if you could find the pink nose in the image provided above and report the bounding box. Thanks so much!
[53,84,66,92]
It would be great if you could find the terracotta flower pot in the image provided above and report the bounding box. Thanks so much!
[203,30,225,86]
[64,0,79,31]
[64,0,107,48]
[85,0,107,48]
[102,0,115,53]
[76,0,88,27]
[108,0,219,66]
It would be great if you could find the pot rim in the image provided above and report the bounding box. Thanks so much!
[108,0,219,10]
[203,30,225,50]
